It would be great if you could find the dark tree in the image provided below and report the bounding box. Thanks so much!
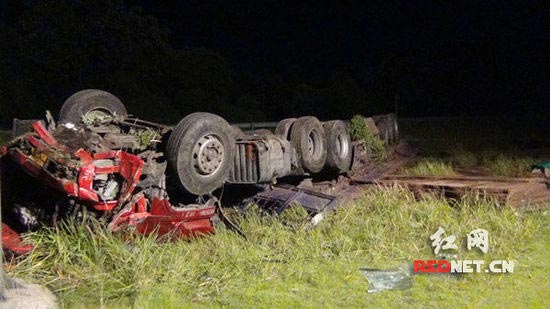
[0,0,235,126]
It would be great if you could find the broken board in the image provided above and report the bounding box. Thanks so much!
[376,175,550,208]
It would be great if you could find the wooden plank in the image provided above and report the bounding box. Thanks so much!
[376,175,550,208]
[382,174,544,184]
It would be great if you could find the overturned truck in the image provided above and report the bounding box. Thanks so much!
[1,89,399,252]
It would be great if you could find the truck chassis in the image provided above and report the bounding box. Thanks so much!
[1,89,399,253]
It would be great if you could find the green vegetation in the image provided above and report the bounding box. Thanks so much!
[404,158,456,176]
[81,111,115,126]
[134,128,161,150]
[399,117,543,177]
[9,188,550,308]
[350,115,387,161]
[403,151,537,178]
[480,154,537,178]
[4,117,549,307]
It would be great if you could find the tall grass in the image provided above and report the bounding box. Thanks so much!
[404,158,456,176]
[404,151,537,178]
[9,188,550,307]
[399,117,541,177]
[480,154,537,177]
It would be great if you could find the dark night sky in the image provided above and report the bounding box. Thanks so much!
[131,0,548,116]
[0,0,547,122]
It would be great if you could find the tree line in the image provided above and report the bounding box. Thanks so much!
[0,0,391,127]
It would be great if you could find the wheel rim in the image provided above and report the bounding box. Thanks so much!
[192,134,225,176]
[307,133,315,156]
[307,130,323,160]
[336,133,349,159]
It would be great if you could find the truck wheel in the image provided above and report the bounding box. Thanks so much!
[166,112,235,195]
[290,116,327,173]
[274,118,297,140]
[323,120,352,172]
[59,89,128,124]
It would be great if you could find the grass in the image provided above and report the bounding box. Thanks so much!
[403,151,537,178]
[400,124,539,178]
[404,158,456,176]
[349,115,387,160]
[4,116,550,307]
[8,188,550,308]
[480,154,537,177]
[399,117,545,177]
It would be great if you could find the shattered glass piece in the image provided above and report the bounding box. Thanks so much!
[360,263,413,293]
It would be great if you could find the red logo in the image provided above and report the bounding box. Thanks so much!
[413,260,451,273]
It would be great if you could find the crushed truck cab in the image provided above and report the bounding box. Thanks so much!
[3,121,217,245]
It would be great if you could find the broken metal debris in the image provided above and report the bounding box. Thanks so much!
[1,223,32,256]
[246,183,339,215]
[532,162,550,179]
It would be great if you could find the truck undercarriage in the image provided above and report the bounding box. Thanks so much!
[1,89,400,254]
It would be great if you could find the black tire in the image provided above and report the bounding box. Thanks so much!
[166,112,235,195]
[59,89,128,124]
[274,118,297,140]
[323,120,352,172]
[290,116,327,173]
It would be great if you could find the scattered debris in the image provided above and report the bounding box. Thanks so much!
[1,223,33,256]
[360,263,413,293]
[246,183,339,215]
[532,162,550,179]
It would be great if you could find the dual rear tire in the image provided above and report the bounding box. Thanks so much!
[60,90,353,196]
[290,117,327,174]
[275,117,352,173]
[323,120,353,172]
